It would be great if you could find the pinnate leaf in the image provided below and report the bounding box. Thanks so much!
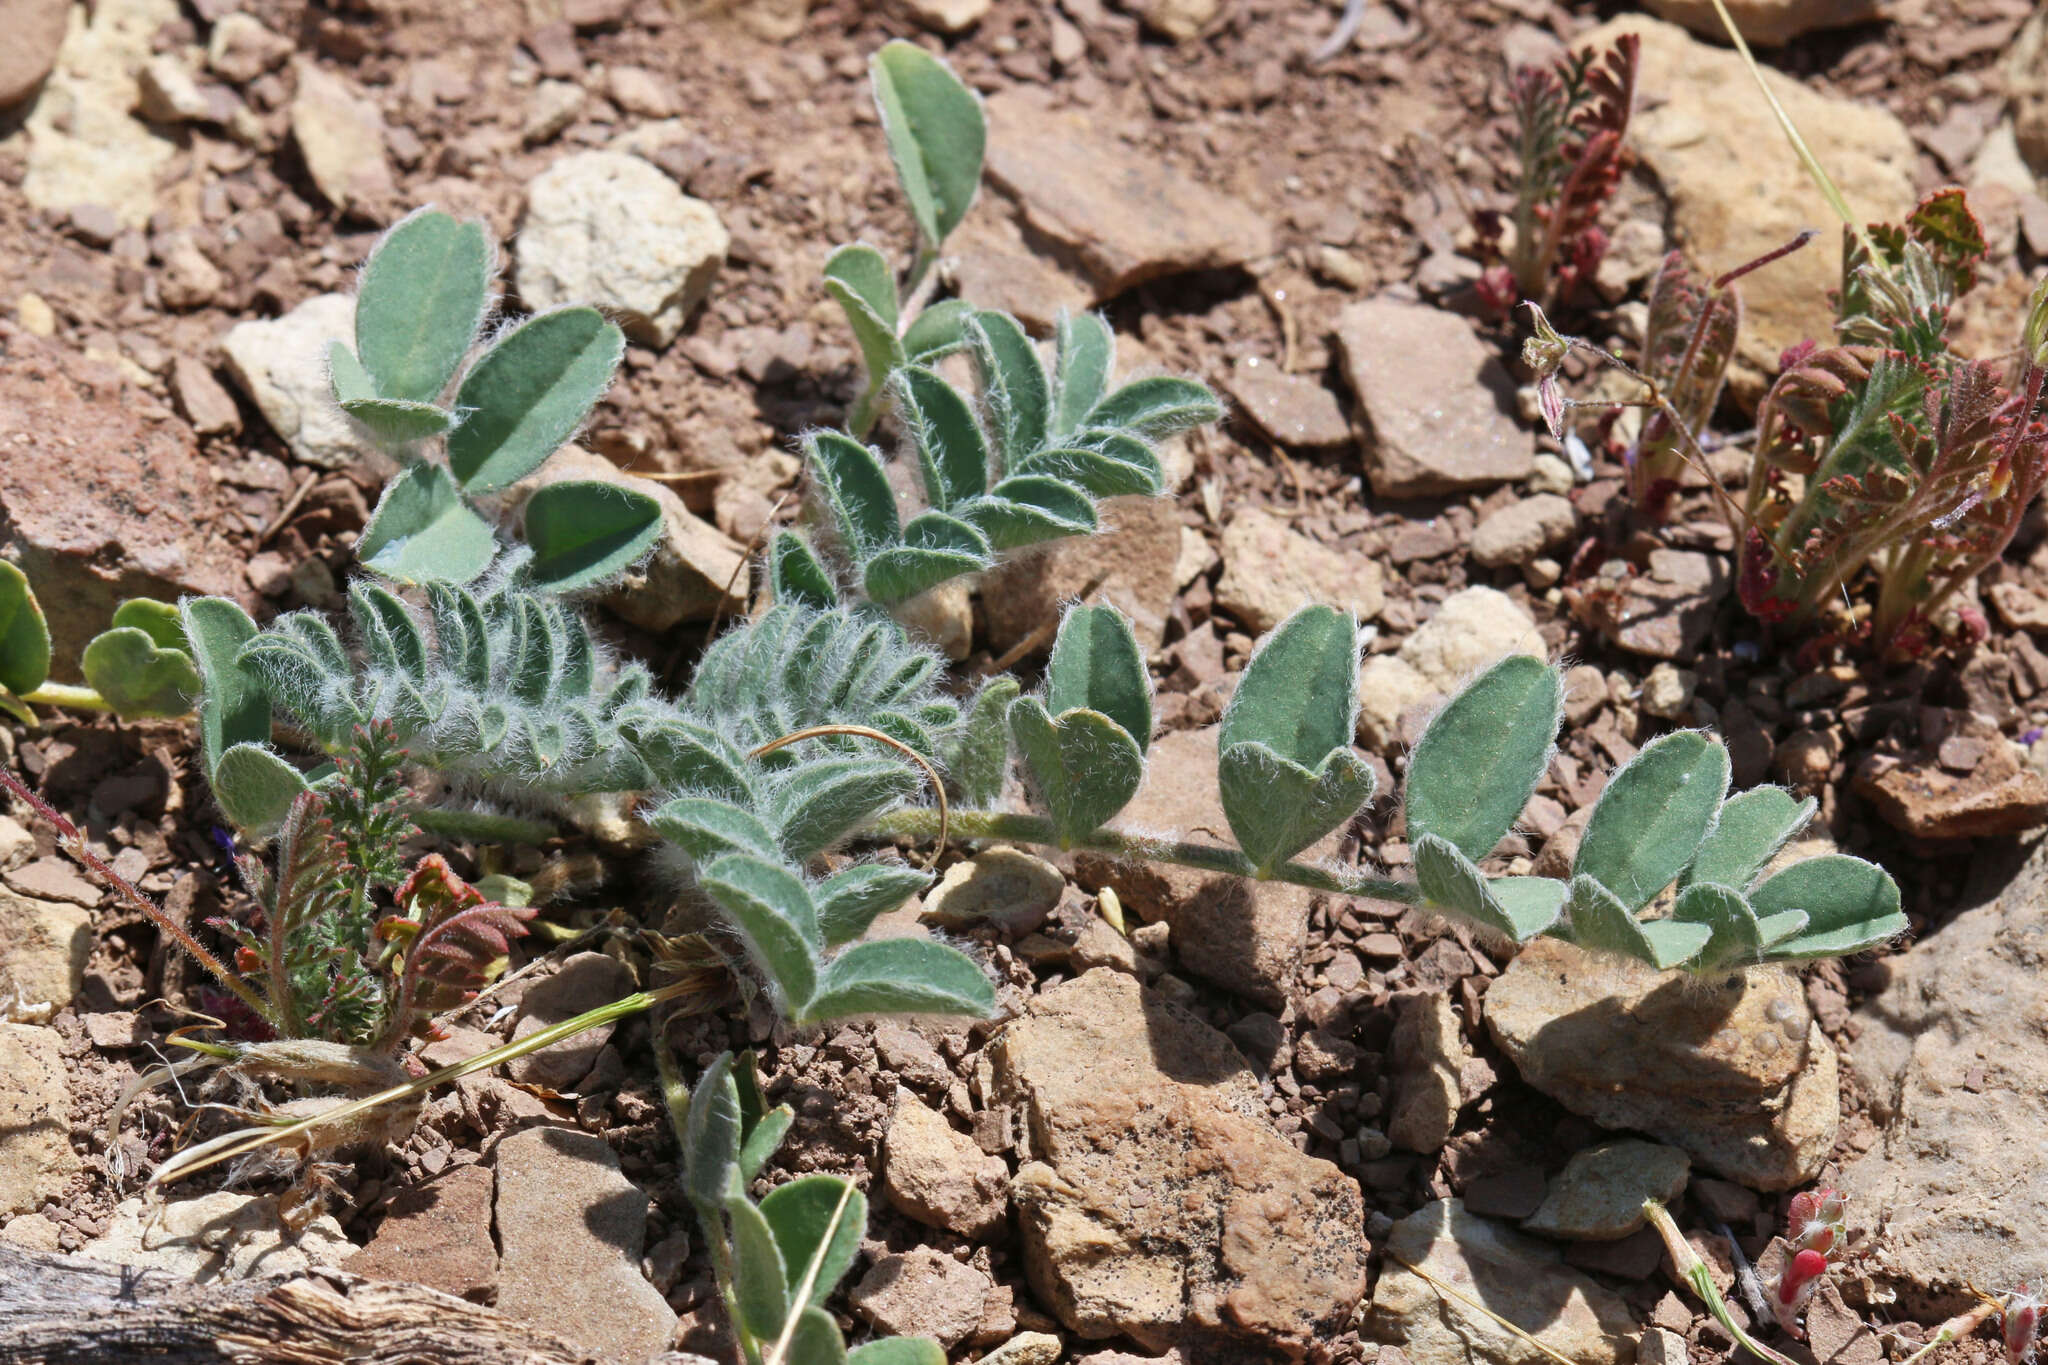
[1407,655,1560,862]
[683,1052,741,1206]
[1563,875,1711,968]
[1051,312,1115,439]
[894,366,989,510]
[1085,375,1224,438]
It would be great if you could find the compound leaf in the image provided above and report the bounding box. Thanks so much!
[1218,741,1376,874]
[1014,442,1163,498]
[649,796,780,864]
[1563,874,1710,969]
[80,628,200,719]
[1575,731,1730,911]
[447,306,622,493]
[1045,604,1151,754]
[1009,696,1144,845]
[522,480,663,592]
[1672,880,1797,970]
[802,937,995,1022]
[702,853,823,1011]
[870,40,984,247]
[355,207,492,404]
[359,462,497,586]
[964,476,1098,549]
[864,513,991,605]
[1407,654,1560,863]
[772,757,922,862]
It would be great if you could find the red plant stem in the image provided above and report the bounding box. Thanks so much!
[1715,230,1818,290]
[0,767,279,1026]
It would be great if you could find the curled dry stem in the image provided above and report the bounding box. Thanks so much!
[749,723,949,868]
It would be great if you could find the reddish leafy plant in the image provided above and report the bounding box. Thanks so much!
[1766,1186,1847,1338]
[1476,32,1640,313]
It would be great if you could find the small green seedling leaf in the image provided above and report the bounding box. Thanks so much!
[1750,854,1906,961]
[801,938,995,1022]
[80,628,200,718]
[1563,875,1711,969]
[359,462,498,585]
[683,1052,741,1206]
[787,1308,850,1365]
[815,862,932,947]
[344,397,456,445]
[869,40,985,248]
[1407,655,1560,862]
[759,1174,866,1307]
[807,432,901,560]
[1085,375,1225,438]
[1218,606,1371,871]
[738,1108,794,1184]
[1045,604,1152,751]
[522,480,663,592]
[894,366,989,510]
[1050,312,1115,439]
[1010,695,1144,846]
[1575,731,1730,911]
[1413,835,1564,942]
[182,597,268,777]
[1682,786,1816,892]
[771,531,839,609]
[825,244,906,433]
[970,310,1049,466]
[902,298,974,363]
[212,742,310,836]
[446,307,623,493]
[963,477,1098,549]
[0,561,52,698]
[355,208,492,404]
[727,1194,792,1339]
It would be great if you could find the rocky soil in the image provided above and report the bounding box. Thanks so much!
[4,0,2048,1363]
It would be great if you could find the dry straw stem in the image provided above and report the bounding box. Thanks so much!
[1642,1198,1800,1365]
[1385,1250,1585,1365]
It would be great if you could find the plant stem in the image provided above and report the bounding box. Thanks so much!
[18,682,115,713]
[866,808,1424,905]
[409,806,561,845]
[1642,1199,1800,1365]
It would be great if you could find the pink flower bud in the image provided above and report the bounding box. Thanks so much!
[1786,1188,1846,1258]
[1770,1248,1831,1338]
[2008,1285,2043,1365]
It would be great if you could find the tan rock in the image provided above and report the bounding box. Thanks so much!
[984,87,1275,301]
[81,1191,351,1278]
[346,1163,498,1300]
[1135,0,1220,41]
[1644,0,1881,45]
[1215,507,1383,635]
[1585,15,1915,400]
[1485,938,1837,1189]
[208,13,292,84]
[0,0,66,107]
[19,0,180,228]
[1522,1139,1690,1241]
[882,1088,1010,1239]
[903,0,991,34]
[849,1245,990,1347]
[0,890,91,1011]
[1471,494,1577,569]
[1074,727,1312,1006]
[1852,742,2048,840]
[0,1024,79,1216]
[993,969,1368,1359]
[220,292,371,470]
[1337,296,1535,498]
[1367,1199,1639,1365]
[1838,834,2048,1313]
[290,59,395,217]
[948,207,1095,335]
[1387,992,1467,1155]
[171,355,241,436]
[1222,357,1351,450]
[516,150,727,347]
[924,848,1065,935]
[495,1126,676,1360]
[983,494,1182,652]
